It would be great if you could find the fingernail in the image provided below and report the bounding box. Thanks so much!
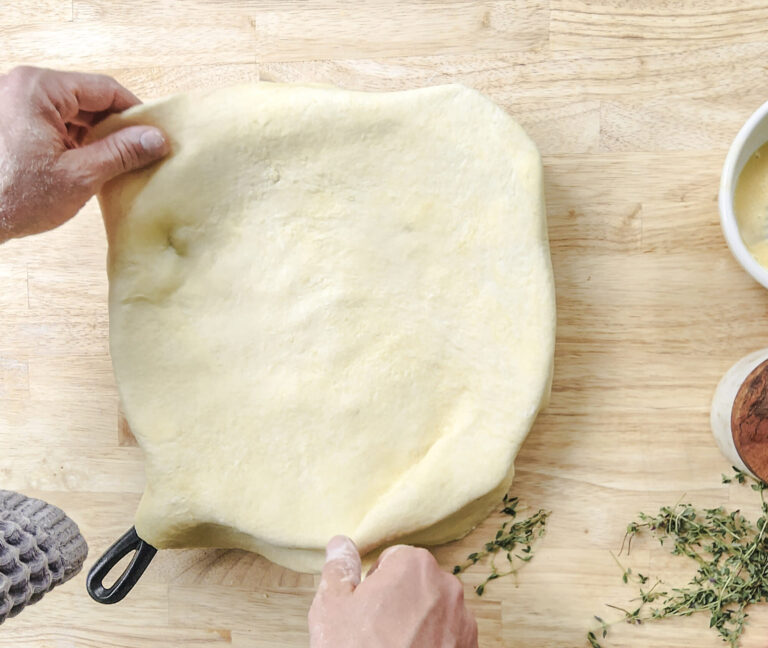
[140,128,167,154]
[326,535,357,561]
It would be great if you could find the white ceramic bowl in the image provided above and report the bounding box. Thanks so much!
[719,99,768,289]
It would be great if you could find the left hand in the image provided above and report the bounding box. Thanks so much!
[0,66,169,243]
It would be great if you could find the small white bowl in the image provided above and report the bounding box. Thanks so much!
[719,99,768,289]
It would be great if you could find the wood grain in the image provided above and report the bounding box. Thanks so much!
[1,1,71,25]
[2,1,768,647]
[0,1,547,69]
[550,1,768,50]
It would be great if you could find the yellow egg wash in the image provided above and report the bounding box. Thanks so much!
[735,141,768,267]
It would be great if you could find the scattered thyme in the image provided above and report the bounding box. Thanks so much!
[587,467,768,648]
[452,494,549,596]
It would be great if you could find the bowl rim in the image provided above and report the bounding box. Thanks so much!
[719,98,768,289]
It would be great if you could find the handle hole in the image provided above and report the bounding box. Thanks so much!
[87,526,157,604]
[103,550,137,589]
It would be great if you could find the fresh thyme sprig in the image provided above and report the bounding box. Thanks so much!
[587,467,768,648]
[452,494,549,596]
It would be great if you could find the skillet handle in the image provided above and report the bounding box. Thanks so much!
[86,526,157,604]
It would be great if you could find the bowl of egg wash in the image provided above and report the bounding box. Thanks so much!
[720,99,768,288]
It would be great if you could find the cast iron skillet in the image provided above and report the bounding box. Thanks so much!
[86,527,157,604]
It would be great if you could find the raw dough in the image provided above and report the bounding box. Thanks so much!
[94,83,555,573]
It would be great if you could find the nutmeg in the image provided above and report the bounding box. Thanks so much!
[732,358,768,481]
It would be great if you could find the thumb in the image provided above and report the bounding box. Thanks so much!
[365,544,407,578]
[65,125,170,190]
[317,535,361,598]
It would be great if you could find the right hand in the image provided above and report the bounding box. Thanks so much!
[308,536,478,648]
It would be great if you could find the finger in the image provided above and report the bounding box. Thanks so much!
[70,108,129,129]
[89,108,119,127]
[365,544,408,577]
[67,110,96,128]
[56,71,140,119]
[65,123,88,147]
[465,609,480,648]
[61,125,169,191]
[317,535,362,598]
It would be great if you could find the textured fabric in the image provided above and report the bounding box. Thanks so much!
[0,490,88,623]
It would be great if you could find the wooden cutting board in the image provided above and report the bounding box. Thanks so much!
[3,1,768,646]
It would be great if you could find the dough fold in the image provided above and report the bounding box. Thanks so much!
[94,82,555,573]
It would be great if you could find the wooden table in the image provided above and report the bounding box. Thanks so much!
[3,2,768,646]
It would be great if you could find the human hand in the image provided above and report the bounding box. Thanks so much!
[308,536,478,648]
[0,66,169,243]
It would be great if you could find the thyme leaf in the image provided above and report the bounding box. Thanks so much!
[453,494,549,596]
[588,467,768,647]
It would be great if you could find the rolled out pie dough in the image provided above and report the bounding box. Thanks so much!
[94,82,555,573]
